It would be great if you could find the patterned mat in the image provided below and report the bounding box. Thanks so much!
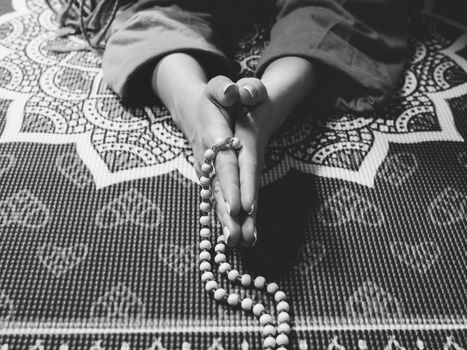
[0,0,467,349]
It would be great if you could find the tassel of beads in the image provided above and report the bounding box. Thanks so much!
[198,137,291,349]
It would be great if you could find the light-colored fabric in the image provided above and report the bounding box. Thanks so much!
[102,1,232,103]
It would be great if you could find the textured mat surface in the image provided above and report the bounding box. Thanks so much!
[0,0,467,349]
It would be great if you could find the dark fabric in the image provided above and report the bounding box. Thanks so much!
[258,0,408,113]
[0,0,13,14]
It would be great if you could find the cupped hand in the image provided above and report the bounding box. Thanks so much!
[185,76,244,243]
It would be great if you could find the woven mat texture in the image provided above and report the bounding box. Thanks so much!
[0,0,466,349]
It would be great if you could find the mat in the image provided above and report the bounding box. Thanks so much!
[0,0,466,349]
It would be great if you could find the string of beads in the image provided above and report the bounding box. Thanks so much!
[198,137,291,349]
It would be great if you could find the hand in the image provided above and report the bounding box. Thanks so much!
[230,57,317,247]
[179,76,245,241]
[233,77,274,247]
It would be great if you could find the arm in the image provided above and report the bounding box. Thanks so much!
[259,56,317,139]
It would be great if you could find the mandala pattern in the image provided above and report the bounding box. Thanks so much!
[0,0,465,188]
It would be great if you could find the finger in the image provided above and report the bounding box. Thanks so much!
[236,77,268,107]
[213,177,242,247]
[200,99,241,219]
[206,76,239,107]
[235,121,263,217]
[238,143,260,247]
[241,214,257,248]
[214,146,242,217]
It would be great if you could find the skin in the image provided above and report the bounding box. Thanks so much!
[152,53,316,247]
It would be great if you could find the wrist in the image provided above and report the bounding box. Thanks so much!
[172,82,206,142]
[260,56,316,105]
[259,56,317,134]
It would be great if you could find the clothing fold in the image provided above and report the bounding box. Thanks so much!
[257,0,408,112]
[98,0,407,112]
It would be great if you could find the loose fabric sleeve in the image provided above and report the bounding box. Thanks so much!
[257,0,408,112]
[102,0,232,104]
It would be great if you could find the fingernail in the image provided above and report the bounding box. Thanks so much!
[242,86,255,98]
[247,202,255,215]
[223,83,237,95]
[225,201,231,215]
[252,228,257,247]
[223,226,230,244]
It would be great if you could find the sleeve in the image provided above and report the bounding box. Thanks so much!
[102,1,232,104]
[256,0,408,113]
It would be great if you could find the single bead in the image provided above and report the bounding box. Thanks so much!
[254,276,266,289]
[259,314,273,326]
[277,323,291,335]
[204,149,215,161]
[241,298,253,311]
[199,261,211,271]
[241,274,251,287]
[276,301,290,313]
[214,253,226,264]
[200,188,212,199]
[276,334,289,346]
[263,337,276,349]
[199,176,211,186]
[199,215,210,226]
[266,283,279,294]
[214,137,229,148]
[199,202,212,212]
[200,190,212,201]
[214,288,226,301]
[231,137,241,150]
[218,262,231,274]
[201,163,213,173]
[227,269,239,282]
[227,293,240,306]
[277,348,288,350]
[201,271,214,282]
[252,303,265,317]
[274,291,286,303]
[276,301,290,312]
[214,243,225,253]
[277,312,290,324]
[199,240,211,250]
[199,251,211,261]
[199,228,211,238]
[205,280,218,292]
[216,235,226,243]
[262,324,276,337]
